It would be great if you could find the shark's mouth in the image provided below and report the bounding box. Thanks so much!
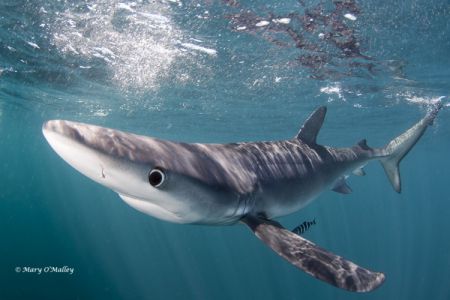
[118,193,185,223]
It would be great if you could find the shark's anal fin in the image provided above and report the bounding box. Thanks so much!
[241,215,385,292]
[332,177,352,194]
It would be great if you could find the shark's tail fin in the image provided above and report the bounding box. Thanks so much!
[380,103,442,193]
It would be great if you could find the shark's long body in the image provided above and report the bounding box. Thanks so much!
[43,105,441,292]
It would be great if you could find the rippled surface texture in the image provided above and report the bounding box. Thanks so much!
[0,0,449,299]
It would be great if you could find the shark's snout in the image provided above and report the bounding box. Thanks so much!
[42,120,122,189]
[43,120,98,171]
[42,120,67,144]
[42,119,156,200]
[43,120,100,149]
[43,120,67,136]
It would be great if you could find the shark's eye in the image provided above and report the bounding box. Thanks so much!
[148,168,165,188]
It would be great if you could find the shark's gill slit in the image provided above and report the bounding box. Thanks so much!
[148,167,166,188]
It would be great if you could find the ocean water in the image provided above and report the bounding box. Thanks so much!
[1,0,449,299]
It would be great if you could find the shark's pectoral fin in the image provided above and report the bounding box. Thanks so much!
[241,215,385,292]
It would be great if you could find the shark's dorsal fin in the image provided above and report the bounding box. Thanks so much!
[241,215,385,292]
[296,106,327,144]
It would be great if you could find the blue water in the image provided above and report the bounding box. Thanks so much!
[1,0,449,299]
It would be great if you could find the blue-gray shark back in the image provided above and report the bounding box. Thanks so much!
[42,104,442,292]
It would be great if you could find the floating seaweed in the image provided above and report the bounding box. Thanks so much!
[224,0,381,80]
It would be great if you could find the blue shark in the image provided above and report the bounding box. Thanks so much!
[42,104,441,292]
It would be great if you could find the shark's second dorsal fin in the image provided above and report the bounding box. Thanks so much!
[296,106,327,144]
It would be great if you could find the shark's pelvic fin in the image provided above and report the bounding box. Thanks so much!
[352,167,366,176]
[380,103,442,193]
[296,106,327,144]
[241,215,385,292]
